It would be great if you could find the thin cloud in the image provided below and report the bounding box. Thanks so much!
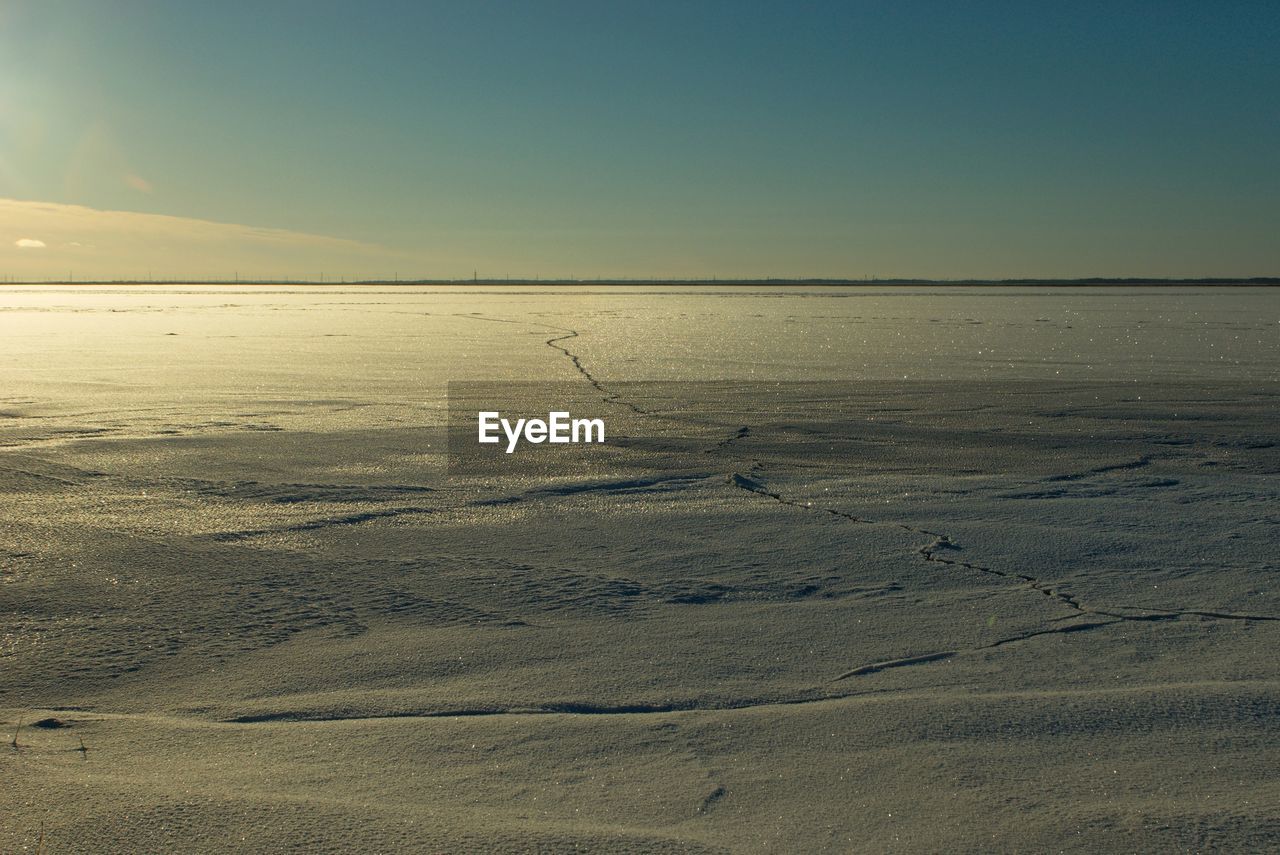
[0,197,423,280]
[0,199,376,250]
[124,173,154,193]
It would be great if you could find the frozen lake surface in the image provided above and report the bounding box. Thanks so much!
[2,285,1278,852]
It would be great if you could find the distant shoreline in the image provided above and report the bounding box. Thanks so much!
[2,278,1278,287]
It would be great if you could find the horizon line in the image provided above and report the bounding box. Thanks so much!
[2,276,1279,287]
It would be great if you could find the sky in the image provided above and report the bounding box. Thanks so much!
[1,0,1278,280]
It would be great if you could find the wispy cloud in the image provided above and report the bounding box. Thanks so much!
[0,198,419,279]
[124,173,154,193]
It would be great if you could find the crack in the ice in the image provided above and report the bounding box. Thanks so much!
[224,696,835,723]
[200,473,713,541]
[725,470,1280,682]
[209,507,436,541]
[456,313,656,415]
[915,537,1087,615]
[707,426,750,452]
[543,330,607,395]
[463,312,1280,682]
[697,785,727,815]
[1094,606,1280,623]
[831,651,957,680]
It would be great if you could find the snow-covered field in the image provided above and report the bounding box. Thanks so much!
[2,285,1277,852]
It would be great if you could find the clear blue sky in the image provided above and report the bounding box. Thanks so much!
[2,1,1278,279]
